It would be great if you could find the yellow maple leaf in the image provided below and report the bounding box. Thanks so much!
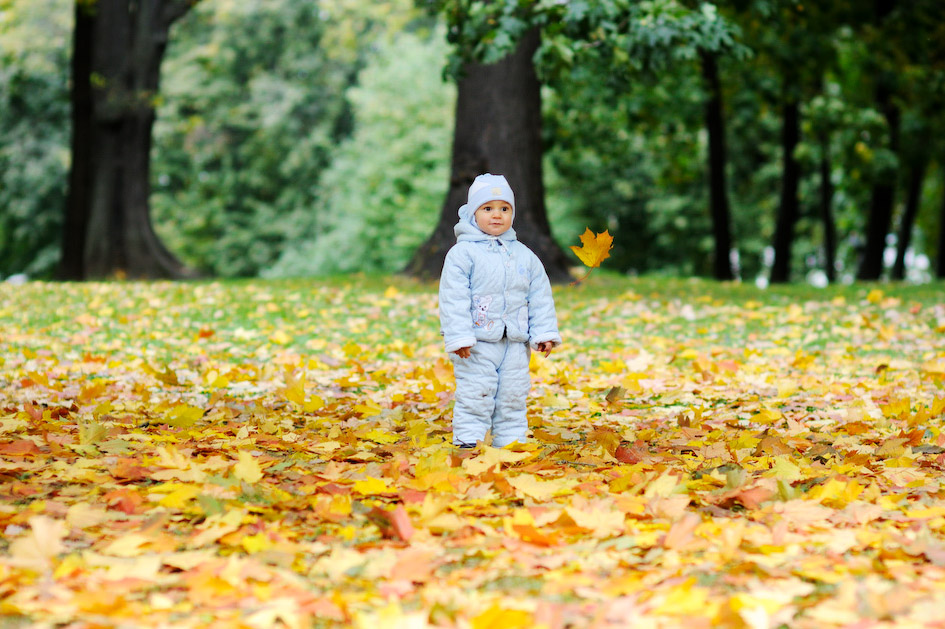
[355,400,383,417]
[462,446,530,475]
[233,451,263,484]
[472,605,534,629]
[241,532,272,554]
[192,510,246,547]
[303,395,325,412]
[78,417,107,446]
[570,228,613,268]
[155,483,202,509]
[10,516,66,567]
[361,429,399,445]
[353,477,390,495]
[103,533,152,558]
[507,473,572,501]
[269,329,292,345]
[766,456,805,481]
[164,404,204,428]
[653,581,714,616]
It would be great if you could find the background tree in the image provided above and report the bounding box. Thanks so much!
[2,0,944,284]
[405,26,570,281]
[61,0,199,280]
[889,4,945,280]
[409,0,745,280]
[855,0,899,281]
[804,94,842,283]
[724,0,841,284]
[700,49,735,280]
[405,0,572,280]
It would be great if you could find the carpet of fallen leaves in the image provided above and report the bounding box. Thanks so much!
[2,276,945,628]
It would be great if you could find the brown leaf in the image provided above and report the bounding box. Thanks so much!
[605,386,626,405]
[755,434,794,456]
[614,444,644,464]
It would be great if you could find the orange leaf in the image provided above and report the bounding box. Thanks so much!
[615,443,645,464]
[390,548,436,582]
[512,523,560,547]
[663,512,701,549]
[370,505,415,542]
[103,488,146,515]
[570,228,613,268]
[109,458,152,482]
[715,485,776,510]
[0,439,43,457]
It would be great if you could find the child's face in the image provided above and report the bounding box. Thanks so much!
[474,201,513,236]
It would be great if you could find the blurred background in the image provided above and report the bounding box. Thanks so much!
[1,0,943,285]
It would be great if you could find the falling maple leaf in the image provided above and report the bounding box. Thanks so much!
[571,228,614,268]
[570,228,613,284]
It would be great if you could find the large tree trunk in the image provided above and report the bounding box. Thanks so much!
[404,28,570,282]
[857,80,900,281]
[59,2,95,280]
[938,162,945,279]
[61,0,197,280]
[700,50,735,281]
[769,97,801,284]
[891,155,928,280]
[818,134,837,283]
[857,0,899,281]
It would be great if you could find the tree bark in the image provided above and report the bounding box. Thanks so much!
[700,50,735,281]
[404,28,570,282]
[938,162,945,279]
[62,0,197,280]
[857,80,900,281]
[59,2,94,280]
[857,0,899,280]
[891,156,928,280]
[819,133,837,283]
[769,98,801,284]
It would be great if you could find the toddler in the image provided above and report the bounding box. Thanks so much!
[439,174,561,448]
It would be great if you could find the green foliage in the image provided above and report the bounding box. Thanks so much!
[151,0,356,277]
[0,0,943,282]
[0,0,70,278]
[425,0,747,78]
[544,60,714,276]
[265,29,454,277]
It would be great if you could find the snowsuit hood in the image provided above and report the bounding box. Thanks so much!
[455,173,517,241]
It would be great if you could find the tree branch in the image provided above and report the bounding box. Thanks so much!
[161,0,198,28]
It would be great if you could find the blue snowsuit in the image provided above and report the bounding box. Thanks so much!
[439,201,561,447]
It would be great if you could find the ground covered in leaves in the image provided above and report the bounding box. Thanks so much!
[2,275,945,628]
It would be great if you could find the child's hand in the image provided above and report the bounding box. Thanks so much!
[454,347,472,359]
[537,341,554,357]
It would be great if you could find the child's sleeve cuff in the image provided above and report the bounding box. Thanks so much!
[529,333,562,349]
[445,337,477,353]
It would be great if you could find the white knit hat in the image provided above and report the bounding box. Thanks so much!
[466,174,515,219]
